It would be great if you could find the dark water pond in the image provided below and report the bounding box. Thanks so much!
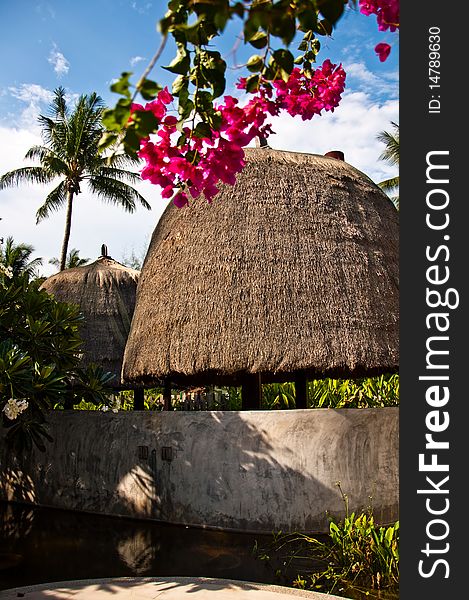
[0,502,397,600]
[0,501,282,591]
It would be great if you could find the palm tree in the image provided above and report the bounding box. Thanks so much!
[0,87,151,271]
[377,121,399,209]
[49,248,90,270]
[0,236,43,278]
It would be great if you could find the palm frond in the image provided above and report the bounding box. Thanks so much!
[68,93,104,161]
[378,176,399,193]
[24,146,69,176]
[0,167,56,190]
[24,145,54,162]
[36,181,67,223]
[0,236,43,278]
[102,152,143,170]
[377,122,399,167]
[88,176,151,212]
[49,248,90,269]
[94,166,142,186]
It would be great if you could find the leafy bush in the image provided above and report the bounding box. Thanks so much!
[0,270,114,450]
[290,513,399,597]
[308,374,399,408]
[262,382,296,409]
[255,486,399,599]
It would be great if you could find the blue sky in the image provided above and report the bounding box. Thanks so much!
[0,1,398,274]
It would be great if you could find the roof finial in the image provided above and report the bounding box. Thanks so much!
[101,244,109,258]
[324,150,345,161]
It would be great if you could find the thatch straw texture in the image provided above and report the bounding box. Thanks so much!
[41,256,139,387]
[123,148,399,386]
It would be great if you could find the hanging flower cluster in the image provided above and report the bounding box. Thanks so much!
[359,0,399,32]
[133,60,345,208]
[359,0,400,62]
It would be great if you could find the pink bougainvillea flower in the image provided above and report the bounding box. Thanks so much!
[133,60,346,208]
[375,42,391,62]
[173,192,189,208]
[359,0,400,32]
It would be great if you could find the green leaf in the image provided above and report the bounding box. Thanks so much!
[110,72,133,98]
[163,46,190,75]
[131,109,160,137]
[102,99,132,131]
[139,78,162,101]
[178,97,194,121]
[317,19,333,36]
[270,11,296,45]
[245,73,260,93]
[273,49,294,73]
[319,0,345,25]
[172,75,188,95]
[122,128,141,156]
[247,54,264,73]
[192,121,213,139]
[297,10,318,33]
[248,31,268,49]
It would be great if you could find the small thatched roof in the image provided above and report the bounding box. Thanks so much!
[41,249,139,387]
[123,148,399,386]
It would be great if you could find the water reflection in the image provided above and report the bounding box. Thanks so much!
[117,530,159,574]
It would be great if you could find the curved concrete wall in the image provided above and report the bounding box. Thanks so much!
[0,409,398,533]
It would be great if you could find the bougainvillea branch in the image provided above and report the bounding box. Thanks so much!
[101,1,398,206]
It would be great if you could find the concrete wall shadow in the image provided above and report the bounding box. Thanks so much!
[0,408,398,534]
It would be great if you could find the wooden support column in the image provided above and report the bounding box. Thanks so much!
[163,379,172,411]
[241,373,262,410]
[63,389,74,410]
[295,371,307,409]
[133,388,144,410]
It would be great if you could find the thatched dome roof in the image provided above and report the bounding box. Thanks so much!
[41,250,139,387]
[123,148,399,386]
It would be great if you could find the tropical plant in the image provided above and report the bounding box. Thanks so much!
[377,121,399,209]
[0,236,43,279]
[49,248,90,270]
[262,382,296,409]
[0,87,151,271]
[256,485,399,598]
[0,269,114,451]
[308,374,399,408]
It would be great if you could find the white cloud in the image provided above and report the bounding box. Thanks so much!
[8,84,54,129]
[269,90,399,185]
[131,1,152,14]
[344,61,398,98]
[130,56,146,67]
[48,45,70,77]
[9,83,53,105]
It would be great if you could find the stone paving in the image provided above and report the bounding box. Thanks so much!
[0,577,349,599]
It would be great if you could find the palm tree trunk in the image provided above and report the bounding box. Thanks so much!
[60,191,74,271]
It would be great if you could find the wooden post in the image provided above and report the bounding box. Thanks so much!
[133,388,144,410]
[242,373,262,410]
[295,371,307,409]
[163,379,172,411]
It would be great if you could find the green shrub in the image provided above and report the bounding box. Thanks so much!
[255,486,399,599]
[308,374,399,408]
[0,271,113,450]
